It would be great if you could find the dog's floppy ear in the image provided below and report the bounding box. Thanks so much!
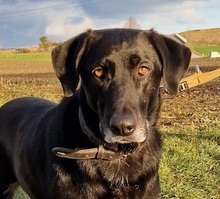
[149,31,191,95]
[51,32,89,97]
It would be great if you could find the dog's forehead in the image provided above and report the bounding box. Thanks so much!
[92,29,152,49]
[85,29,158,64]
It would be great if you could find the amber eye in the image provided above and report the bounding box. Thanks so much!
[138,66,150,76]
[93,67,105,79]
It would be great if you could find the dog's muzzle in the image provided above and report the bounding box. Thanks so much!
[52,107,136,161]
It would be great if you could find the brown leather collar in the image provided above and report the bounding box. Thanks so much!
[52,107,129,161]
[52,145,128,161]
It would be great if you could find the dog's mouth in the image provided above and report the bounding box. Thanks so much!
[52,108,142,161]
[99,122,147,144]
[102,142,139,154]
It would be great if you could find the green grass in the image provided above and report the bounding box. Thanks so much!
[0,52,51,62]
[159,83,220,199]
[190,44,220,57]
[160,128,219,198]
[0,53,219,199]
[0,52,53,75]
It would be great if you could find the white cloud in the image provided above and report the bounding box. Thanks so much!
[45,17,95,37]
[101,20,126,29]
[177,8,204,24]
[42,2,95,39]
[0,0,219,48]
[45,25,64,36]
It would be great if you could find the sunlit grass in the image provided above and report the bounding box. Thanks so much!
[160,127,220,199]
[190,44,220,57]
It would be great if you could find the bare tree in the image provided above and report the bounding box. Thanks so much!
[124,17,141,29]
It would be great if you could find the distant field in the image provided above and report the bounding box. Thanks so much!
[181,28,220,57]
[180,28,220,45]
[0,52,51,62]
[190,44,220,57]
[0,52,219,199]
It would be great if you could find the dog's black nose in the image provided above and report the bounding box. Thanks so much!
[110,114,136,136]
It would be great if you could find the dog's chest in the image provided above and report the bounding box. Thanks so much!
[78,158,144,198]
[55,179,141,199]
[109,186,141,199]
[54,158,144,199]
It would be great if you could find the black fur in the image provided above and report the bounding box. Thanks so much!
[0,29,191,199]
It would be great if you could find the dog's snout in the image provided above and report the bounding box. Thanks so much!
[110,114,136,136]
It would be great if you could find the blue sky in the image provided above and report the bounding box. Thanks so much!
[0,0,219,48]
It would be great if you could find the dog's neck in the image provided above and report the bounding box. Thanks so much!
[78,106,100,146]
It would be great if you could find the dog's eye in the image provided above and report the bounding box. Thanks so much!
[138,66,150,76]
[93,67,105,79]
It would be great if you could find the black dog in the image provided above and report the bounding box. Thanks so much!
[0,29,191,199]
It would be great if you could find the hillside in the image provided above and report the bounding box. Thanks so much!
[180,28,220,45]
[1,28,220,55]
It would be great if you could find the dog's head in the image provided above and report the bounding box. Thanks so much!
[52,29,191,144]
